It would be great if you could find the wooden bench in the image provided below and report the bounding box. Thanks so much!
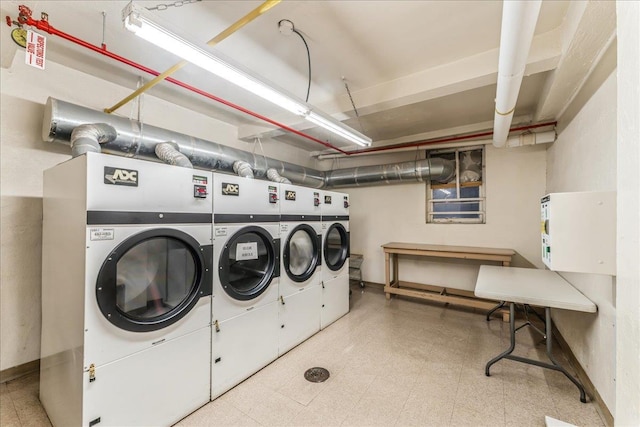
[381,242,515,316]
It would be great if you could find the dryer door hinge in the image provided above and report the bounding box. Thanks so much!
[89,364,96,383]
[280,295,285,305]
[214,319,220,333]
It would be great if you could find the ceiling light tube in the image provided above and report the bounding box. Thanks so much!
[122,1,372,147]
[123,4,308,116]
[306,111,372,147]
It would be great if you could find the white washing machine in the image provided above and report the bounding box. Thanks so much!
[278,184,323,355]
[211,173,280,399]
[40,153,212,427]
[320,190,350,329]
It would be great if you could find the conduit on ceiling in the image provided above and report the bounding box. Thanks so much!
[493,0,543,147]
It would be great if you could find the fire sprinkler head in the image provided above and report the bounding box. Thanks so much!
[278,19,295,36]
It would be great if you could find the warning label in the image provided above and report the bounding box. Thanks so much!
[25,30,46,70]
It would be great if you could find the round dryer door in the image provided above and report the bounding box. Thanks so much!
[96,229,211,332]
[283,224,320,282]
[324,223,349,271]
[219,226,280,301]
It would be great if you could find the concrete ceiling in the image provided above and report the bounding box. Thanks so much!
[1,0,616,153]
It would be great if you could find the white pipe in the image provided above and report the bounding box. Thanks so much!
[493,0,542,147]
[315,131,556,160]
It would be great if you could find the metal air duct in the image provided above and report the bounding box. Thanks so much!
[42,97,454,188]
[43,97,325,188]
[155,142,194,168]
[69,123,117,156]
[323,159,454,188]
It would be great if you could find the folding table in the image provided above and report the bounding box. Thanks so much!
[474,265,597,403]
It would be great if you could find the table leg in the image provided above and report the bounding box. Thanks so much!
[487,260,511,322]
[486,301,506,321]
[485,302,516,376]
[384,252,391,300]
[392,254,398,285]
[544,308,587,403]
[484,305,588,403]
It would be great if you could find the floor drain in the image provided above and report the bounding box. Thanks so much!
[304,367,330,383]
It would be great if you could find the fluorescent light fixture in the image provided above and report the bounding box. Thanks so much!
[122,1,372,147]
[306,111,372,147]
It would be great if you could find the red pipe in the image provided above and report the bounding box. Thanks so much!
[14,6,556,158]
[17,10,350,155]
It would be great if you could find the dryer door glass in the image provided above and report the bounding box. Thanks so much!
[116,237,196,320]
[220,227,278,301]
[324,224,348,271]
[284,225,319,282]
[96,228,210,332]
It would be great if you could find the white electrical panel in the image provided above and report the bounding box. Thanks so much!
[541,191,616,275]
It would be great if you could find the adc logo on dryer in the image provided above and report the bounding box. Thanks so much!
[285,190,296,201]
[222,182,240,196]
[104,167,138,187]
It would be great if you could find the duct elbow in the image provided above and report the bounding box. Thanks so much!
[233,161,255,178]
[266,168,291,184]
[70,123,117,157]
[155,142,193,168]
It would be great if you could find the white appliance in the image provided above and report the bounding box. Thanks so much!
[541,191,616,275]
[40,153,212,427]
[278,184,323,355]
[211,173,280,399]
[320,190,350,329]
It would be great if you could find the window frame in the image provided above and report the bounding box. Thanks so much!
[426,145,486,224]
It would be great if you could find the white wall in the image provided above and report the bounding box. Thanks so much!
[615,1,640,424]
[345,143,546,291]
[546,72,617,414]
[0,52,315,371]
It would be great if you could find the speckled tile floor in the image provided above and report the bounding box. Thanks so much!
[1,284,605,427]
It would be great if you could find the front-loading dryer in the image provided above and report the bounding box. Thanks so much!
[320,190,350,329]
[40,153,213,427]
[278,184,322,355]
[211,173,281,399]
